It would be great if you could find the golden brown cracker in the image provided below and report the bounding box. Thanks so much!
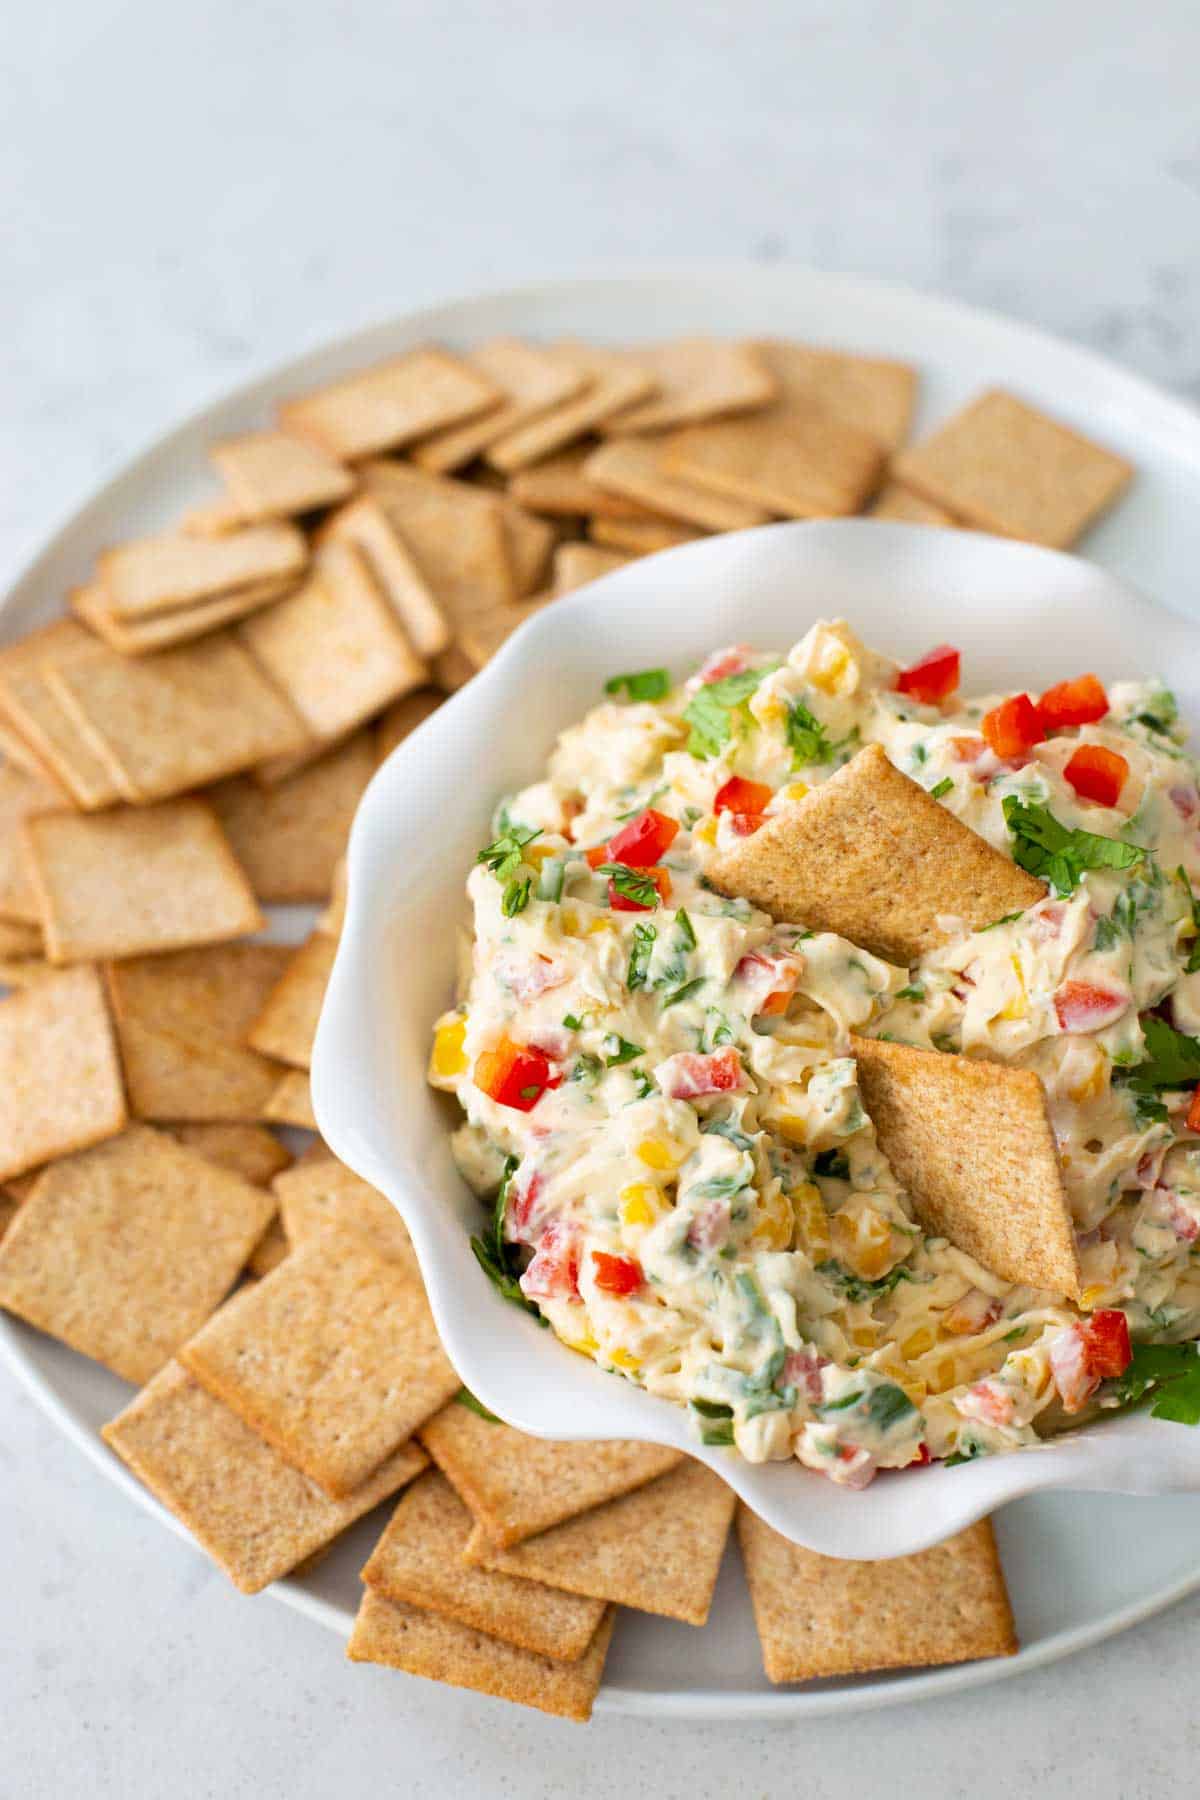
[660,387,884,519]
[485,343,657,472]
[375,688,443,763]
[582,437,771,532]
[208,731,374,904]
[245,930,336,1071]
[359,461,516,617]
[0,917,41,959]
[601,337,775,435]
[419,1401,682,1547]
[239,541,427,746]
[411,338,587,474]
[0,764,59,925]
[508,445,659,520]
[588,516,705,555]
[868,480,958,526]
[99,523,308,620]
[0,966,127,1181]
[468,1458,734,1626]
[892,388,1133,547]
[47,633,310,803]
[551,542,634,596]
[0,1125,273,1382]
[262,1069,318,1132]
[25,799,263,964]
[180,1234,460,1496]
[431,645,477,693]
[737,1508,1016,1682]
[278,347,500,462]
[273,1156,416,1270]
[852,1033,1081,1297]
[0,666,128,810]
[71,574,298,655]
[457,598,553,669]
[102,1362,426,1593]
[247,1214,290,1277]
[320,495,450,658]
[753,340,918,450]
[707,743,1044,965]
[210,429,355,520]
[363,1469,606,1659]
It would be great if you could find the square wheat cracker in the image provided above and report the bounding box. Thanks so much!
[582,438,770,533]
[375,688,443,763]
[239,541,427,745]
[273,1156,416,1270]
[247,1215,290,1277]
[753,339,918,450]
[106,944,291,1122]
[47,633,310,803]
[852,1033,1081,1297]
[103,1362,426,1593]
[868,481,957,526]
[708,742,1043,966]
[411,338,587,474]
[891,388,1132,547]
[509,445,661,520]
[485,344,657,473]
[0,1125,273,1383]
[431,646,476,693]
[0,666,129,810]
[167,1122,292,1188]
[0,966,127,1181]
[467,1457,735,1626]
[457,598,553,671]
[359,461,516,615]
[347,1590,614,1723]
[71,574,298,655]
[25,799,262,964]
[180,1233,460,1496]
[363,1468,606,1659]
[588,516,703,555]
[319,496,450,658]
[99,523,308,621]
[262,1069,318,1131]
[600,336,775,435]
[210,429,355,520]
[551,543,634,596]
[246,929,336,1070]
[0,763,59,925]
[419,1401,682,1547]
[278,347,499,461]
[737,1508,1016,1682]
[207,731,375,905]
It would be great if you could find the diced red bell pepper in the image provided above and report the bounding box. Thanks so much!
[1063,744,1128,808]
[911,1442,932,1467]
[591,1251,643,1296]
[981,693,1046,759]
[714,775,773,818]
[609,865,672,912]
[1084,1309,1132,1380]
[584,845,607,869]
[1037,673,1108,731]
[1050,1310,1132,1411]
[658,1047,745,1099]
[474,1037,561,1111]
[735,949,802,1016]
[1053,980,1128,1033]
[697,645,754,684]
[895,644,961,705]
[605,808,680,867]
[519,1219,580,1301]
[1188,1087,1200,1134]
[950,734,987,763]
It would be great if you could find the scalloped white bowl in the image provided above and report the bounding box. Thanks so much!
[312,518,1200,1559]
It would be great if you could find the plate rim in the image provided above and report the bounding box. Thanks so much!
[6,259,1200,1720]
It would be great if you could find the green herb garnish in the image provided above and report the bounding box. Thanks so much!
[455,1387,500,1422]
[1002,796,1143,896]
[682,667,769,758]
[786,700,833,768]
[1126,1014,1200,1095]
[1177,867,1200,974]
[477,825,540,884]
[675,908,697,952]
[561,1012,583,1031]
[627,921,656,989]
[603,1034,643,1067]
[661,976,706,1009]
[1116,1342,1200,1423]
[929,776,953,800]
[599,864,661,909]
[895,984,925,1002]
[605,668,670,702]
[815,1259,916,1304]
[501,876,531,917]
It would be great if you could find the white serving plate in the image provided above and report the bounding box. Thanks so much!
[6,267,1200,1717]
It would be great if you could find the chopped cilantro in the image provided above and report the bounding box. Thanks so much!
[501,876,531,917]
[603,1034,643,1067]
[570,1053,603,1084]
[979,911,1024,931]
[1126,1013,1200,1094]
[702,1116,755,1152]
[1116,1342,1200,1423]
[1002,796,1143,896]
[627,921,656,989]
[816,1259,916,1303]
[690,1397,735,1419]
[561,1012,583,1031]
[692,1172,749,1200]
[929,776,953,800]
[864,1383,917,1432]
[786,700,833,768]
[895,983,925,1002]
[1177,868,1200,974]
[477,825,540,884]
[661,976,706,1009]
[819,1390,864,1412]
[605,668,671,702]
[675,908,697,951]
[598,864,661,908]
[455,1387,500,1422]
[682,668,769,758]
[630,1069,654,1099]
[1134,685,1178,735]
[469,1159,545,1322]
[1002,1326,1028,1344]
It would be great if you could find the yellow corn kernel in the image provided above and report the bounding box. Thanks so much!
[775,1112,808,1146]
[929,1357,959,1393]
[525,843,554,868]
[832,1206,893,1280]
[901,1326,936,1360]
[619,1184,659,1228]
[876,1357,927,1406]
[757,695,786,725]
[609,1348,641,1374]
[782,781,810,804]
[694,817,718,846]
[561,908,580,935]
[1079,1283,1109,1309]
[810,646,850,694]
[791,1182,830,1255]
[750,1189,794,1252]
[563,1329,599,1359]
[588,918,615,936]
[850,1325,877,1348]
[637,1138,682,1172]
[997,954,1028,1021]
[430,1016,468,1079]
[1067,1045,1107,1103]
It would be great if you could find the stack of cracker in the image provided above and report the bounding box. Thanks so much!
[0,330,1129,1720]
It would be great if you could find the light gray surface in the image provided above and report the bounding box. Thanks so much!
[3,3,1200,1795]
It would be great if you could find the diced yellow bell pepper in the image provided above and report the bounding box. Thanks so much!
[774,1112,808,1146]
[1080,1283,1109,1309]
[900,1326,936,1360]
[430,1016,468,1079]
[525,843,554,868]
[782,781,810,804]
[809,646,851,695]
[563,1329,599,1359]
[997,954,1028,1021]
[619,1184,660,1228]
[929,1357,959,1393]
[588,918,615,936]
[694,818,718,846]
[850,1325,877,1348]
[790,1182,830,1255]
[609,1348,641,1374]
[636,1138,683,1172]
[561,908,580,934]
[750,1188,794,1252]
[832,1206,893,1280]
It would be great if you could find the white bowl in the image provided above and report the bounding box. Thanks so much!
[312,519,1200,1559]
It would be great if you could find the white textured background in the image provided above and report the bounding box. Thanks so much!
[4,3,1200,1795]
